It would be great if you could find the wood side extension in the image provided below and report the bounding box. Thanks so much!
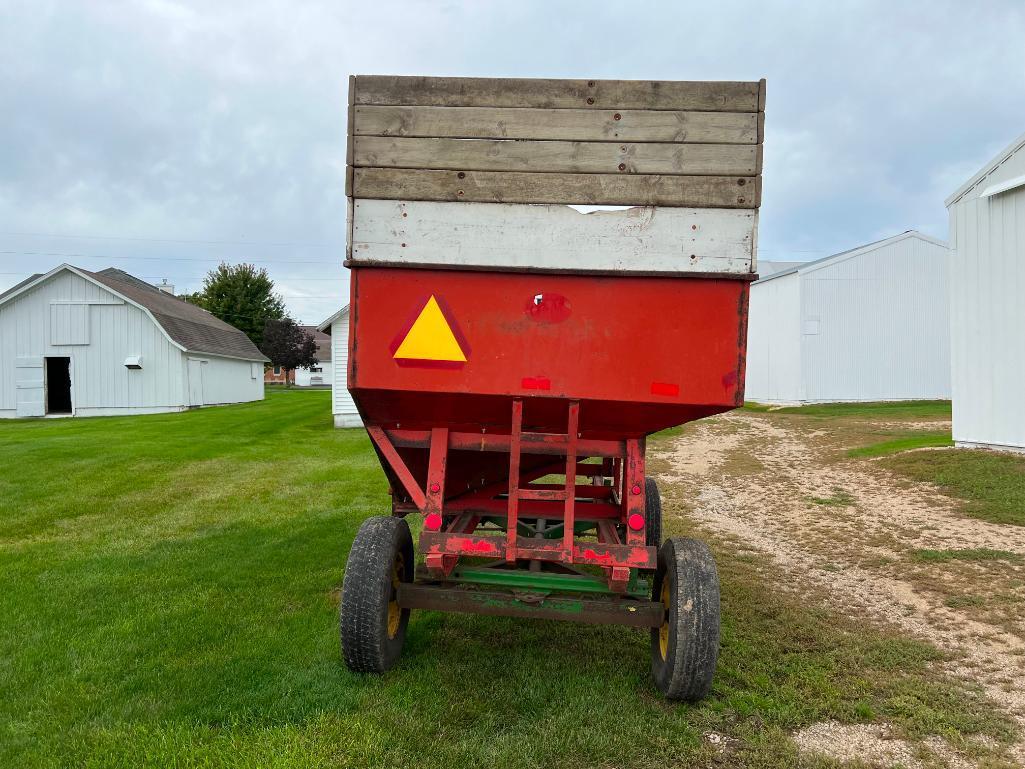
[347,75,766,208]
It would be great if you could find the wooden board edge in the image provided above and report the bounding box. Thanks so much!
[757,112,765,144]
[352,167,760,208]
[353,75,763,112]
[352,135,762,176]
[342,257,759,281]
[758,78,766,112]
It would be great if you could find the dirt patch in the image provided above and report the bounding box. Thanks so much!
[793,721,975,769]
[653,411,1025,766]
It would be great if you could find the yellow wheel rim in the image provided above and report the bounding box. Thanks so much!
[658,576,670,661]
[387,552,404,639]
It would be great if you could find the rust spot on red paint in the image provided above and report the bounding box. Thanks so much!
[521,376,551,390]
[525,292,571,324]
[721,370,738,389]
[650,381,680,397]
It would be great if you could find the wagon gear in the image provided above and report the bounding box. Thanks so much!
[338,75,765,697]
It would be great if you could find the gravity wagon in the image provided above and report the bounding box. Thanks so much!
[339,75,765,699]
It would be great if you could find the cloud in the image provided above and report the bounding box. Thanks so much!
[1,0,1024,315]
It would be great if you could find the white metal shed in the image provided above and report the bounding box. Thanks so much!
[0,264,267,418]
[745,231,951,404]
[946,131,1025,453]
[317,306,362,427]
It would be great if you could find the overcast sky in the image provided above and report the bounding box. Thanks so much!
[2,0,1023,324]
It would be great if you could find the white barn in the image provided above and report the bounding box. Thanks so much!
[317,306,361,427]
[746,231,951,404]
[0,264,267,418]
[946,131,1025,453]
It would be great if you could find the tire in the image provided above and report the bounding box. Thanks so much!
[651,537,721,701]
[644,477,663,549]
[340,516,414,673]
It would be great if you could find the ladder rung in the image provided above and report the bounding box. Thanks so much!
[520,432,569,444]
[518,488,568,501]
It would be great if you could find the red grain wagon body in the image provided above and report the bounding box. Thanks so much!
[339,75,765,699]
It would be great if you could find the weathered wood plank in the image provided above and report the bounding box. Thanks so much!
[353,136,760,176]
[351,199,756,274]
[353,76,761,112]
[353,105,760,144]
[352,167,758,207]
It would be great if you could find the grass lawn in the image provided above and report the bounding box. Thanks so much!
[744,400,952,420]
[0,391,1014,768]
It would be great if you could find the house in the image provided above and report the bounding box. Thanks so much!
[946,131,1025,453]
[263,325,332,386]
[745,231,950,404]
[317,306,361,427]
[295,326,332,387]
[0,264,267,417]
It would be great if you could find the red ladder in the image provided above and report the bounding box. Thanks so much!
[506,399,580,562]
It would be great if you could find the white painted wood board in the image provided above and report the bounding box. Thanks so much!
[350,199,756,273]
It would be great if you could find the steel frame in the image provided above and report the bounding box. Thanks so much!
[367,397,656,600]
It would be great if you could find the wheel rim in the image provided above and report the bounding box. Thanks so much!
[387,551,404,639]
[658,575,670,661]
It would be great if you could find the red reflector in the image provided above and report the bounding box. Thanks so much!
[650,381,680,397]
[429,482,441,493]
[424,513,443,531]
[631,484,642,495]
[628,513,645,531]
[521,376,551,391]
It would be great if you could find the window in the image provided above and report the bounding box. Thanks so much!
[250,362,259,379]
[273,366,281,375]
[311,366,322,373]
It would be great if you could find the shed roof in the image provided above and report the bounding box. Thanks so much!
[317,305,349,333]
[945,129,1025,207]
[0,265,269,362]
[753,231,947,285]
[0,273,43,303]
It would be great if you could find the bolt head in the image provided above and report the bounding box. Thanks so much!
[429,482,441,493]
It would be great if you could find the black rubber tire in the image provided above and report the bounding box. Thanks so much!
[651,537,721,701]
[340,516,414,673]
[644,477,663,549]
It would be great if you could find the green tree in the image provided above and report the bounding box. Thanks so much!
[190,263,285,347]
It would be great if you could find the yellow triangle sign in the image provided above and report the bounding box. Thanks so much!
[393,296,467,362]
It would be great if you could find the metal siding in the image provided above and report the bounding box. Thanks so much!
[745,272,802,403]
[331,313,361,425]
[948,142,1025,449]
[800,236,950,402]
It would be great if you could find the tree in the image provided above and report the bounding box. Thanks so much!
[260,318,318,386]
[189,263,285,347]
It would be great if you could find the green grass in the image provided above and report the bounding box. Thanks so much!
[883,449,1025,526]
[0,391,1014,767]
[807,489,856,507]
[848,432,954,458]
[744,400,952,420]
[910,548,1024,564]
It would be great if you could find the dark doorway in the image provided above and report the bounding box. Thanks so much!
[45,357,72,415]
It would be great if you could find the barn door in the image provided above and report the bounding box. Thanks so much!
[187,358,205,406]
[15,356,45,417]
